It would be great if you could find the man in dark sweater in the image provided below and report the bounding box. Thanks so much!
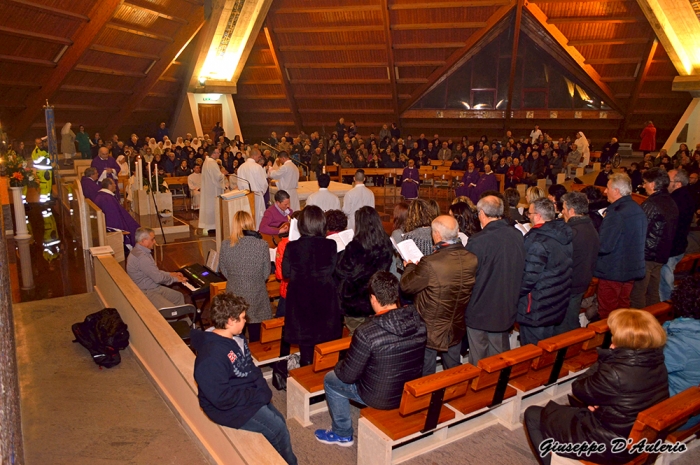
[660,169,696,301]
[465,195,525,365]
[191,293,298,465]
[556,192,600,333]
[315,272,426,447]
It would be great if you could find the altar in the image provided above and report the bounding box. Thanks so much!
[269,181,353,207]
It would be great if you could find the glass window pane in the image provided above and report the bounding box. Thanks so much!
[523,91,546,109]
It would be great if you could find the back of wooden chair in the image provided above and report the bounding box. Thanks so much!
[260,317,284,343]
[644,302,675,324]
[532,328,596,371]
[494,173,505,193]
[312,337,352,372]
[674,253,700,275]
[210,281,227,299]
[400,364,481,416]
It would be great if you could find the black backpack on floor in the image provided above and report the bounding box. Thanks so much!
[72,308,130,368]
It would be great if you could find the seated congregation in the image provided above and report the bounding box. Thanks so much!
[97,121,700,464]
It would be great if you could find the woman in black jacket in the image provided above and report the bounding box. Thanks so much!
[524,308,669,465]
[282,206,343,366]
[334,206,394,334]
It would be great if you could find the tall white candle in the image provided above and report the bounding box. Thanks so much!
[155,165,159,191]
[148,162,152,190]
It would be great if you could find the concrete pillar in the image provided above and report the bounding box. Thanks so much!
[0,210,25,464]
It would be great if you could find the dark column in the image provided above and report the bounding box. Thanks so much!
[0,211,25,464]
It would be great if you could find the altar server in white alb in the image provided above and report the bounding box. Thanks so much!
[269,151,300,211]
[305,173,340,212]
[236,149,269,229]
[198,150,225,231]
[188,164,202,210]
[342,169,375,231]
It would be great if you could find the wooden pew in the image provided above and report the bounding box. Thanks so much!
[551,386,700,465]
[644,301,675,324]
[509,328,596,394]
[287,336,352,427]
[674,252,700,276]
[357,364,481,465]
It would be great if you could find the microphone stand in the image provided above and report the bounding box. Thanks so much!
[148,166,167,244]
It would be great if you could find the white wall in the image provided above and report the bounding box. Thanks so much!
[191,93,242,140]
[662,98,700,154]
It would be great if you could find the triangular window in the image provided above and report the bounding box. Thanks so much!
[412,14,612,111]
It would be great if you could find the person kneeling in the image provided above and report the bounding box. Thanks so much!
[191,293,298,465]
[523,308,668,465]
[314,271,427,446]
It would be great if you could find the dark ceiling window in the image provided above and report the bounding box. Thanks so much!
[413,27,611,111]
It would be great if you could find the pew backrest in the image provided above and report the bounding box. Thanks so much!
[400,364,481,415]
[312,337,352,372]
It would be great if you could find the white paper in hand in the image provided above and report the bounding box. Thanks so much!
[269,248,277,262]
[288,218,301,241]
[391,238,423,263]
[327,229,354,252]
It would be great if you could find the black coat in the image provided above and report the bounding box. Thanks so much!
[465,220,525,332]
[595,196,647,282]
[335,305,426,409]
[567,216,600,294]
[641,190,679,264]
[282,236,343,346]
[670,186,695,257]
[334,240,394,318]
[540,347,668,464]
[517,220,573,327]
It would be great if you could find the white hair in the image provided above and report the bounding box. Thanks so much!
[608,173,632,196]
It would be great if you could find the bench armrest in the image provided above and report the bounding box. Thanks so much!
[405,364,481,398]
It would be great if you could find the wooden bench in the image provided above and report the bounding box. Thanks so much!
[551,386,700,465]
[644,301,675,324]
[357,364,481,465]
[508,328,596,411]
[674,252,700,276]
[287,336,352,427]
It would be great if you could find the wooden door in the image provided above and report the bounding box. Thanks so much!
[198,104,223,135]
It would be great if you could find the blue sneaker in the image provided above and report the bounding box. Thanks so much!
[314,429,354,447]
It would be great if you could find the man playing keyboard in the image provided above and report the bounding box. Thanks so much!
[127,227,188,309]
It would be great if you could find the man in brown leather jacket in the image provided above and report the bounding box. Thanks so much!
[401,215,478,375]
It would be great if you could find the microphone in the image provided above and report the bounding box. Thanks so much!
[230,173,252,192]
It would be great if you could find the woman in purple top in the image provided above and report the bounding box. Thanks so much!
[455,162,480,198]
[400,159,420,199]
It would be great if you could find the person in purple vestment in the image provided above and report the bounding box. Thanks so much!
[93,178,140,247]
[468,164,499,204]
[400,159,420,200]
[80,167,100,201]
[455,162,480,198]
[259,190,293,235]
[91,147,121,197]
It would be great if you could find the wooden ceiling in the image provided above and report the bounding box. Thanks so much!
[0,0,205,142]
[1,0,692,147]
[233,0,692,146]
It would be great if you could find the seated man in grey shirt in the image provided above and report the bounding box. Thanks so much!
[126,227,187,309]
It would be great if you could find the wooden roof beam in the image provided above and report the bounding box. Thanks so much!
[274,26,383,34]
[585,58,643,65]
[381,0,399,122]
[123,0,188,24]
[273,5,381,13]
[392,22,487,30]
[10,0,123,138]
[74,65,147,78]
[395,61,447,67]
[620,39,658,136]
[524,2,623,113]
[393,42,465,49]
[289,79,390,84]
[399,2,515,114]
[7,0,89,21]
[568,38,650,46]
[548,16,644,24]
[279,44,384,51]
[89,44,161,61]
[283,62,387,68]
[234,94,287,99]
[104,22,175,43]
[298,109,395,114]
[505,0,525,124]
[0,80,41,88]
[0,25,71,45]
[295,94,393,100]
[104,7,205,136]
[60,85,133,95]
[389,1,511,9]
[263,25,303,134]
[0,54,56,67]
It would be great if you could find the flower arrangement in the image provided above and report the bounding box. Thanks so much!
[142,172,168,193]
[3,149,38,188]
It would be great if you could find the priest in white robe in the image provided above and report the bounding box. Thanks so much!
[269,151,300,210]
[342,169,375,231]
[198,150,225,231]
[236,150,268,229]
[187,165,202,210]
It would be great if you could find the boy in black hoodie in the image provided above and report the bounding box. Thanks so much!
[191,293,298,465]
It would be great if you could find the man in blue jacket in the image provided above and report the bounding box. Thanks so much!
[191,293,298,465]
[517,198,573,346]
[595,173,648,318]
